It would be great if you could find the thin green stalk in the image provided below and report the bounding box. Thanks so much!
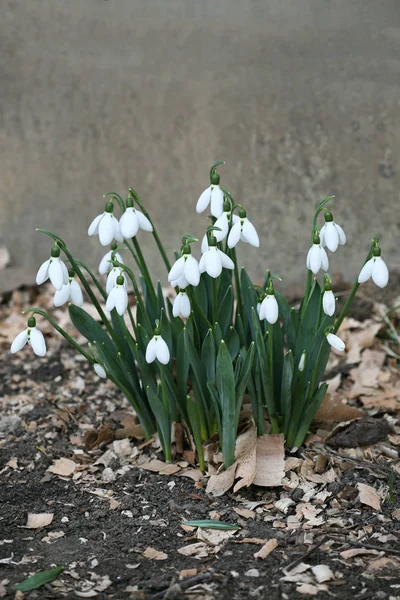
[212,278,218,324]
[74,260,107,300]
[113,260,153,332]
[132,237,157,305]
[159,364,172,462]
[231,247,243,320]
[23,308,92,361]
[127,305,139,340]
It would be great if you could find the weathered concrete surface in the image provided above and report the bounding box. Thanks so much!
[1,0,399,291]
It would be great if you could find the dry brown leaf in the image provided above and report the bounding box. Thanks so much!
[253,434,285,487]
[357,482,381,511]
[297,583,326,596]
[367,557,400,571]
[177,542,213,559]
[48,458,77,477]
[236,538,270,545]
[179,568,197,580]
[206,462,237,497]
[25,513,54,529]
[233,507,256,519]
[138,459,181,475]
[177,468,203,482]
[197,528,236,546]
[254,538,278,559]
[233,421,257,492]
[315,393,364,423]
[340,548,381,559]
[142,547,168,561]
[42,531,65,543]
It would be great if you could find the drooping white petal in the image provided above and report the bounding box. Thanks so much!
[11,329,29,353]
[49,258,65,290]
[214,212,230,241]
[113,218,124,243]
[326,333,345,352]
[358,258,374,283]
[94,363,107,378]
[298,352,306,371]
[322,290,335,316]
[261,295,279,324]
[99,251,113,275]
[155,337,170,364]
[136,210,153,232]
[61,261,69,285]
[319,223,327,247]
[184,255,200,286]
[120,208,139,239]
[196,186,212,213]
[320,247,329,272]
[257,303,262,317]
[307,245,322,274]
[201,235,208,254]
[217,249,234,270]
[106,269,118,294]
[70,280,84,306]
[227,222,241,248]
[371,256,389,288]
[29,327,46,356]
[170,273,188,288]
[36,259,51,285]
[106,286,118,312]
[241,218,260,247]
[205,247,222,278]
[210,185,224,217]
[198,253,206,274]
[168,256,185,283]
[145,337,158,363]
[172,294,181,317]
[88,213,103,236]
[115,285,128,315]
[98,213,116,246]
[335,223,346,245]
[54,283,71,307]
[179,292,191,317]
[324,222,339,252]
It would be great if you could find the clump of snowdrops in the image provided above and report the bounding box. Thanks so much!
[11,162,389,470]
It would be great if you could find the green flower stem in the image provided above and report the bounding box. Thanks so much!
[132,237,157,305]
[23,308,92,362]
[212,277,218,324]
[104,191,125,214]
[127,305,139,340]
[159,363,172,462]
[231,248,243,320]
[74,260,107,300]
[333,240,376,333]
[113,260,153,333]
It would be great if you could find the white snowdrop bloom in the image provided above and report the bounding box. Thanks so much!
[119,202,153,239]
[322,289,335,317]
[10,317,46,357]
[88,201,124,246]
[199,238,234,278]
[106,267,128,294]
[170,272,189,289]
[326,333,345,352]
[306,238,329,275]
[93,363,107,378]
[36,246,69,291]
[259,294,279,324]
[319,212,346,253]
[106,275,128,316]
[172,290,191,318]
[358,249,389,288]
[227,209,259,248]
[99,249,124,275]
[298,352,306,371]
[196,185,224,218]
[54,272,84,307]
[145,334,170,365]
[168,247,200,287]
[201,234,209,254]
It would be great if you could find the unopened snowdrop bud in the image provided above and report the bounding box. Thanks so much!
[172,289,191,318]
[319,211,346,253]
[358,247,389,288]
[212,201,238,243]
[93,363,107,378]
[227,208,260,248]
[196,169,224,218]
[88,201,124,246]
[326,332,345,352]
[10,316,46,357]
[168,245,200,287]
[106,275,128,316]
[199,235,234,278]
[145,328,170,365]
[54,268,84,307]
[36,244,69,291]
[298,352,306,371]
[259,285,279,324]
[306,233,329,275]
[322,279,335,317]
[119,196,153,239]
[99,242,124,275]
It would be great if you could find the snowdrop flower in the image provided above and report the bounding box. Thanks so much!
[93,363,107,378]
[99,243,124,275]
[322,280,335,317]
[259,293,279,324]
[227,208,259,248]
[106,267,128,294]
[196,168,224,218]
[54,269,84,307]
[10,317,46,357]
[298,352,306,371]
[358,247,389,288]
[88,201,124,246]
[319,211,346,253]
[146,331,170,365]
[36,244,69,291]
[172,290,191,318]
[119,197,153,239]
[199,235,234,278]
[168,245,200,287]
[106,275,128,316]
[306,234,329,275]
[326,332,345,352]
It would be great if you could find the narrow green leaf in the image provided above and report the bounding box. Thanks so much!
[186,396,206,472]
[201,328,216,384]
[216,340,236,468]
[281,350,294,435]
[15,566,64,592]
[218,285,233,337]
[182,520,240,530]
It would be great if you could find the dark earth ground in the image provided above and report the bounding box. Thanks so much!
[1,282,400,599]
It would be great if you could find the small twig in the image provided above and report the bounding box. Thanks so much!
[147,569,215,600]
[354,542,400,556]
[281,535,328,573]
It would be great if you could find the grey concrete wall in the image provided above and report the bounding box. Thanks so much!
[1,0,399,292]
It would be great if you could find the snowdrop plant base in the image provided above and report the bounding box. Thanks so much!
[14,164,389,469]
